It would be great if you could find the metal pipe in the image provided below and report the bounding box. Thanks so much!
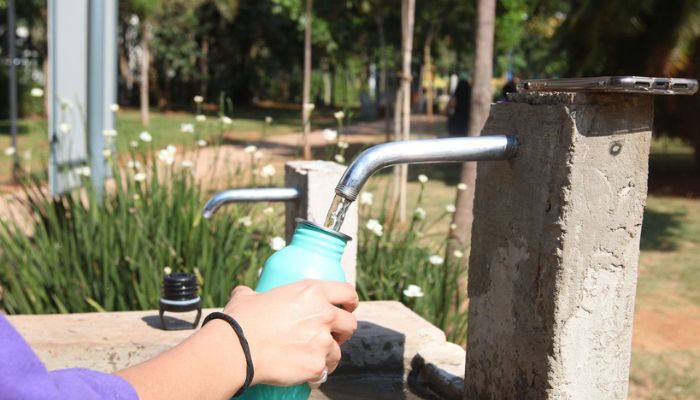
[202,187,300,219]
[334,135,518,201]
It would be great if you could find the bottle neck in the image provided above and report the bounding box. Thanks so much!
[290,221,348,262]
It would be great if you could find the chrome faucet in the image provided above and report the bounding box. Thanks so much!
[202,135,518,219]
[333,135,518,201]
[202,187,300,219]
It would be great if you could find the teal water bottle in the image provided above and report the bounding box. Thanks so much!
[237,218,350,400]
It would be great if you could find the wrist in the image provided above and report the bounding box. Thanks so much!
[198,319,248,395]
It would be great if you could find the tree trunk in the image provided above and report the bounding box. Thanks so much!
[140,22,151,127]
[448,0,496,253]
[200,36,209,100]
[375,12,391,142]
[301,0,313,160]
[423,28,434,122]
[322,58,331,106]
[392,85,402,216]
[330,63,336,107]
[395,0,415,223]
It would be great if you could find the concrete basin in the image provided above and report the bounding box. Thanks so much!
[8,301,464,399]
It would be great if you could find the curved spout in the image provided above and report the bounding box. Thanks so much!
[202,187,300,219]
[334,135,518,201]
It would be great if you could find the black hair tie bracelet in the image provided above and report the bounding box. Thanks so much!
[202,312,254,397]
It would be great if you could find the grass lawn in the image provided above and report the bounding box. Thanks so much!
[0,105,341,184]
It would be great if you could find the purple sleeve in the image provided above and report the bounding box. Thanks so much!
[0,315,139,400]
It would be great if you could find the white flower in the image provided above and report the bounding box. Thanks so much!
[322,129,338,141]
[181,160,194,169]
[133,194,141,201]
[127,160,141,170]
[262,207,274,215]
[130,140,139,148]
[221,116,233,125]
[450,223,457,230]
[110,103,120,112]
[337,141,349,149]
[260,164,276,178]
[195,114,207,122]
[22,150,31,160]
[413,207,427,220]
[139,131,152,142]
[158,148,175,165]
[334,154,345,163]
[4,147,16,156]
[164,266,172,275]
[365,219,384,237]
[180,123,194,133]
[76,166,91,177]
[193,95,204,103]
[238,216,252,227]
[15,26,29,39]
[166,144,177,154]
[303,103,315,112]
[133,172,147,182]
[428,255,444,265]
[453,250,464,259]
[457,183,467,191]
[102,149,112,158]
[418,174,429,184]
[60,98,73,110]
[254,151,263,160]
[334,110,345,120]
[269,236,286,251]
[196,139,207,147]
[359,192,373,206]
[265,116,273,124]
[445,204,456,213]
[244,145,258,154]
[30,88,44,97]
[102,129,117,137]
[59,123,71,134]
[403,284,424,298]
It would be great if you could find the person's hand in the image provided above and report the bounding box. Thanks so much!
[222,280,358,386]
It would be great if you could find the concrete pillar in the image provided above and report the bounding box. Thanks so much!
[465,93,653,399]
[285,161,358,285]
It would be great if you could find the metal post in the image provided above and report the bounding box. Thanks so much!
[88,0,106,199]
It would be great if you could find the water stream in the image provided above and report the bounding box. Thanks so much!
[324,195,352,232]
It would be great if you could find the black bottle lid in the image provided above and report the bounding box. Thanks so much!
[161,272,199,301]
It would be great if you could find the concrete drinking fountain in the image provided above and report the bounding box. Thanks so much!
[8,76,698,400]
[200,135,518,399]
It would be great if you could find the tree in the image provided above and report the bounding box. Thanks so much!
[125,0,162,126]
[301,0,313,160]
[393,0,415,223]
[448,0,496,254]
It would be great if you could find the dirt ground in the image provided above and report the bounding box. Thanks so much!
[633,305,700,352]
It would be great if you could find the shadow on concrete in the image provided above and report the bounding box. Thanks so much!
[141,312,201,331]
[641,207,685,251]
[316,321,425,399]
[408,354,461,400]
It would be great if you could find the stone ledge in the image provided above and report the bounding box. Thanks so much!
[8,301,451,376]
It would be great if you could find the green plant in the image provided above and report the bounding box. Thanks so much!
[356,179,468,343]
[0,150,285,314]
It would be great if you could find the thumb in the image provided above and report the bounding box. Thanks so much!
[230,285,255,299]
